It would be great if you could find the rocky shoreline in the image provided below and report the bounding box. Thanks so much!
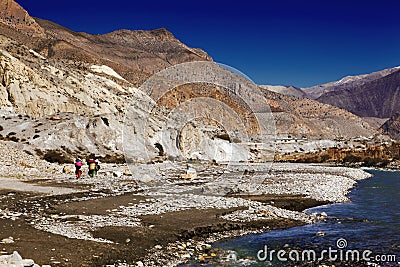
[0,142,373,266]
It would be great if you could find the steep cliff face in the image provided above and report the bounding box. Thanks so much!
[0,36,130,118]
[0,0,45,37]
[315,69,400,118]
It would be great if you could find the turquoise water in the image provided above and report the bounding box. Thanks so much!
[212,170,400,266]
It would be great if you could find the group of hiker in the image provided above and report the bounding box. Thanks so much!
[74,158,100,179]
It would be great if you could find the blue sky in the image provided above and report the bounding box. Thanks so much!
[16,0,400,87]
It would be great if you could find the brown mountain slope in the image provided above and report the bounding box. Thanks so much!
[0,0,45,37]
[33,18,211,86]
[260,89,376,139]
[0,0,212,86]
[316,69,400,118]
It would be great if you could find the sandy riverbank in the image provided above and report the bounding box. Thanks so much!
[0,161,372,266]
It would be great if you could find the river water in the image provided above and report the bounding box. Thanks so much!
[212,169,400,266]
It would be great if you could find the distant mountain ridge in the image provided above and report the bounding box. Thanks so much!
[261,66,400,139]
[297,66,400,139]
[302,66,400,99]
[314,69,400,118]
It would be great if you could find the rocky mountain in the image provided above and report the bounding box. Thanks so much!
[0,0,384,162]
[315,69,400,118]
[260,89,375,138]
[381,112,400,140]
[300,66,400,139]
[0,0,45,37]
[0,0,211,87]
[34,19,212,86]
[302,66,400,99]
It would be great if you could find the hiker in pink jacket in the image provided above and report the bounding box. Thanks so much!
[74,158,83,179]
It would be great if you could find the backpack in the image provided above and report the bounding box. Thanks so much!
[89,163,96,170]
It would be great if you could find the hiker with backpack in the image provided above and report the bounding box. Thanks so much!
[74,158,83,179]
[87,158,96,177]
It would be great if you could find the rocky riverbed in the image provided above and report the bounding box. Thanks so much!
[0,142,372,266]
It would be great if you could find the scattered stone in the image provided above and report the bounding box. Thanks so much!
[122,169,133,176]
[0,160,374,267]
[138,174,154,183]
[225,251,238,261]
[50,115,61,121]
[0,251,37,267]
[316,231,325,237]
[8,251,22,262]
[0,237,14,244]
[257,210,270,217]
[113,171,123,178]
